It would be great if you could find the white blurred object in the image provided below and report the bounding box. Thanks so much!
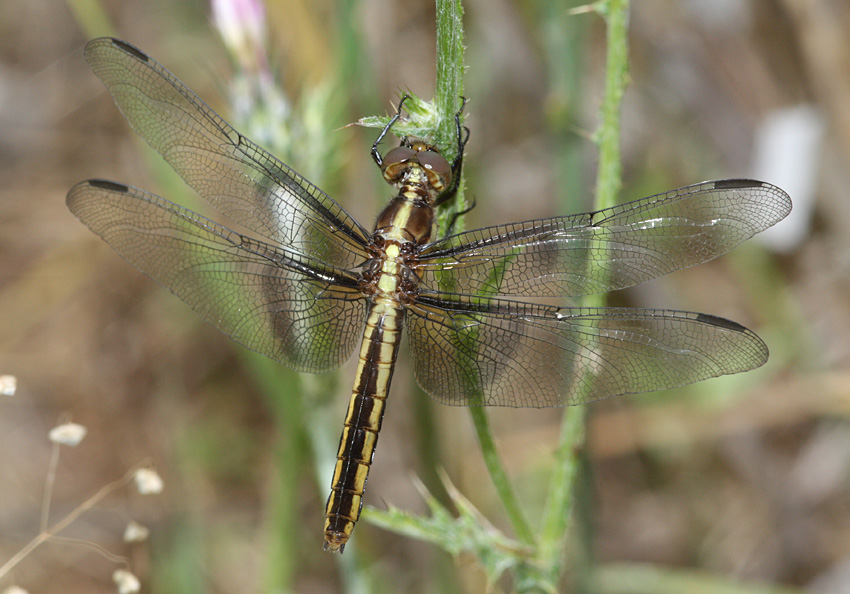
[113,569,141,594]
[48,422,87,447]
[753,104,823,252]
[134,468,164,494]
[123,520,150,543]
[0,374,15,396]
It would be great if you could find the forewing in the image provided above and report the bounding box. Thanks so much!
[84,37,370,269]
[67,180,367,373]
[407,294,767,407]
[419,180,791,297]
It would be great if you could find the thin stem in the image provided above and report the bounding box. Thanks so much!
[435,0,465,156]
[434,0,468,234]
[0,532,52,579]
[537,0,631,583]
[40,440,61,533]
[64,0,114,39]
[537,405,586,572]
[438,0,535,549]
[0,464,142,578]
[469,406,535,546]
[50,536,130,564]
[593,0,630,212]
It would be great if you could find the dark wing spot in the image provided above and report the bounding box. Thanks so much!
[88,179,130,193]
[712,179,762,190]
[696,313,747,332]
[111,39,150,62]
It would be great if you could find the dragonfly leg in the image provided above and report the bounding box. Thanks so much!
[371,94,412,167]
[434,97,470,208]
[443,194,477,236]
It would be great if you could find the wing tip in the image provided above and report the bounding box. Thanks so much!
[711,178,793,223]
[66,179,132,211]
[695,312,770,369]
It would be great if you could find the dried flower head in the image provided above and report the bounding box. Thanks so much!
[133,468,163,494]
[123,520,150,543]
[48,422,87,446]
[113,569,141,594]
[0,375,17,396]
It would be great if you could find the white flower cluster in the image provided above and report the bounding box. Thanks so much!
[113,569,141,594]
[48,422,87,447]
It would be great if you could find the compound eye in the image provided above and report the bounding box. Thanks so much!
[416,150,452,189]
[381,145,417,184]
[416,150,450,174]
[383,146,416,167]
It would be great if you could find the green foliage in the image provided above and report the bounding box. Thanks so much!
[364,476,556,593]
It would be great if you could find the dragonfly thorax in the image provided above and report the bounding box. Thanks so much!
[374,194,434,244]
[359,238,420,304]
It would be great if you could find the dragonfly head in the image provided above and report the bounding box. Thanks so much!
[380,140,452,198]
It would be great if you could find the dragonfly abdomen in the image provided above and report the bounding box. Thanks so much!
[324,299,405,552]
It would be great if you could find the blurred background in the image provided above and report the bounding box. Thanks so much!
[0,0,847,592]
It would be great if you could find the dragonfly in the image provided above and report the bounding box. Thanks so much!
[67,38,792,553]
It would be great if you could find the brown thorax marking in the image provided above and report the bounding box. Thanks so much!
[358,137,453,307]
[359,237,420,304]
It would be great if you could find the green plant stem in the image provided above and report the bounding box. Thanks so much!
[435,0,465,158]
[65,0,114,39]
[594,0,630,212]
[537,0,631,584]
[468,406,535,546]
[537,405,586,572]
[434,0,468,234]
[437,0,535,551]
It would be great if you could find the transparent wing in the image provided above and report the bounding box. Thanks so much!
[406,294,767,407]
[84,37,371,269]
[67,179,368,373]
[419,180,791,297]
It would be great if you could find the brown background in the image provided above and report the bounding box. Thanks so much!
[0,0,848,592]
